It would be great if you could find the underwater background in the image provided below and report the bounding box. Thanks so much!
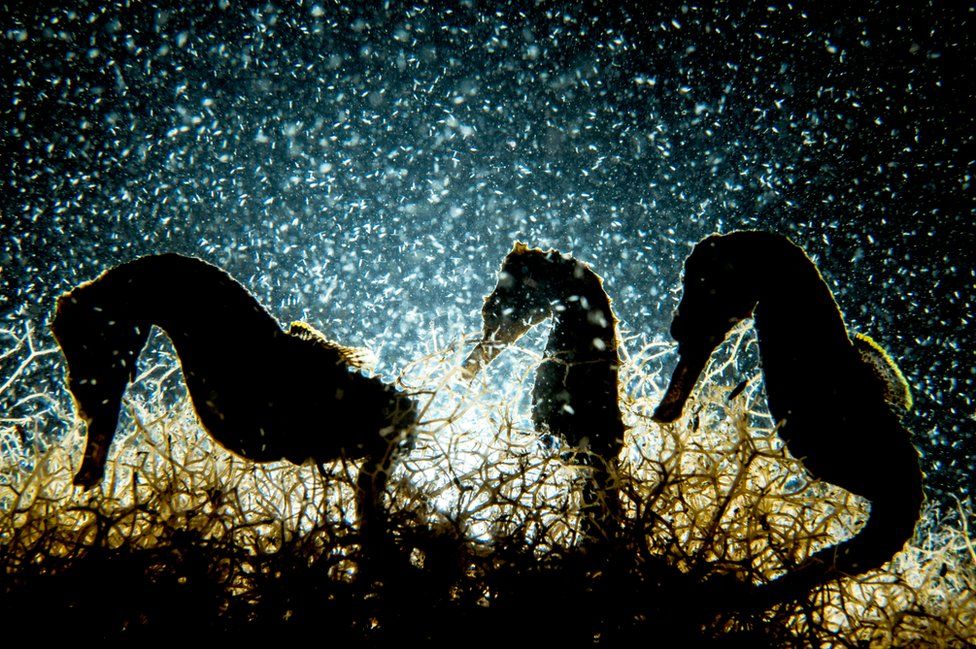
[1,0,972,506]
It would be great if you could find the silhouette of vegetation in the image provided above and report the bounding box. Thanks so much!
[1,321,973,645]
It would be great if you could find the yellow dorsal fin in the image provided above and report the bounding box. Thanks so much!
[853,332,913,413]
[288,321,376,370]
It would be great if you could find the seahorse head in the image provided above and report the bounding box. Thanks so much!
[462,242,566,379]
[654,232,764,422]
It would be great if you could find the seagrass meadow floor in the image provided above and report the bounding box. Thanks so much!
[1,324,973,646]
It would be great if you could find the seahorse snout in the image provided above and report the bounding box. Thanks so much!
[654,352,708,423]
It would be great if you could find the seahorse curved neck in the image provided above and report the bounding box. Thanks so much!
[88,254,282,363]
[540,261,619,365]
[748,237,862,425]
[524,257,623,454]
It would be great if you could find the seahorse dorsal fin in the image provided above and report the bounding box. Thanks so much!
[853,332,913,413]
[288,321,376,370]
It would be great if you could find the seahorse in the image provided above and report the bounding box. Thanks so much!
[463,242,625,542]
[51,253,416,551]
[653,231,923,598]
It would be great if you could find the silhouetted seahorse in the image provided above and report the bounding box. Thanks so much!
[463,242,625,541]
[51,253,416,547]
[653,231,923,597]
